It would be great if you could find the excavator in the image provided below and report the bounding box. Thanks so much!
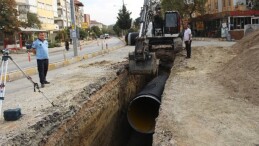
[128,0,182,75]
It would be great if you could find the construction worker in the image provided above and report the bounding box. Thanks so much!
[65,39,69,51]
[32,32,50,88]
[183,23,192,59]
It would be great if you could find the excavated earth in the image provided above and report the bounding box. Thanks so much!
[153,31,259,146]
[0,31,259,146]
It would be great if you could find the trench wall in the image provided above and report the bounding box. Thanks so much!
[43,72,148,146]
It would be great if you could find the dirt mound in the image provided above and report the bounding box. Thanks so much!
[232,30,259,53]
[216,31,259,105]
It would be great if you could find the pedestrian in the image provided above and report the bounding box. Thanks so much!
[32,32,50,88]
[65,39,69,51]
[183,23,192,59]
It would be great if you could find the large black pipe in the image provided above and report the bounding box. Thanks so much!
[127,74,168,134]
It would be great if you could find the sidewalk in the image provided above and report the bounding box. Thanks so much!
[9,40,95,54]
[3,38,125,81]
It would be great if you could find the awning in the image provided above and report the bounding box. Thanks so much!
[19,27,46,32]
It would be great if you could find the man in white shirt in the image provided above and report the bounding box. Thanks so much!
[183,23,192,59]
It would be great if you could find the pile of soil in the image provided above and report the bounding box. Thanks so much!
[215,30,259,105]
[232,30,259,53]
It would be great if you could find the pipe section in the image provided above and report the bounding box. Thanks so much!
[127,74,168,134]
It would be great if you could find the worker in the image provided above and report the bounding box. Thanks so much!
[153,5,163,36]
[32,32,50,88]
[65,39,69,51]
[183,23,192,59]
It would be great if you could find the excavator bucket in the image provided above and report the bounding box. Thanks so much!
[128,52,158,75]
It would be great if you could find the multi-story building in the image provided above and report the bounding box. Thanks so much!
[84,14,90,25]
[16,0,37,22]
[16,0,86,31]
[54,0,71,29]
[16,0,58,31]
[74,0,84,27]
[90,20,104,30]
[192,0,259,39]
[37,0,58,30]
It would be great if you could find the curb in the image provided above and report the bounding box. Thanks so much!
[5,45,125,82]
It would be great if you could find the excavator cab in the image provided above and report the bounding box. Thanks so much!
[164,11,181,35]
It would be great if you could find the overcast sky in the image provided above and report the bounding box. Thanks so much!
[80,0,143,25]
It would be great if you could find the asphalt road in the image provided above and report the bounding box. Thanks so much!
[3,37,124,72]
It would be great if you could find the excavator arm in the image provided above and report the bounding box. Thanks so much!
[128,0,182,75]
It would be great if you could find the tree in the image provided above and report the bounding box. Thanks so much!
[0,0,20,33]
[116,4,132,32]
[252,0,259,10]
[133,17,141,31]
[91,26,101,37]
[78,27,87,40]
[161,0,207,19]
[113,23,122,36]
[55,30,68,42]
[26,12,41,29]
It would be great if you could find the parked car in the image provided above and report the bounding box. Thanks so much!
[104,34,110,39]
[100,35,105,39]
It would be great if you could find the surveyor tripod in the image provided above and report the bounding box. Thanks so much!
[0,49,54,116]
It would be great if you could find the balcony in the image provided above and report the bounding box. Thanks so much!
[54,16,65,21]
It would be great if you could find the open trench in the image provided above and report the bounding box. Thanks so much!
[3,57,173,145]
[36,67,169,146]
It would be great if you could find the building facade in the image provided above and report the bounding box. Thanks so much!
[192,0,259,39]
[90,20,103,30]
[15,0,86,31]
[16,0,58,31]
[37,0,58,30]
[54,0,71,29]
[74,0,84,27]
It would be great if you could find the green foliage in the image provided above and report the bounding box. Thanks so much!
[116,4,132,30]
[161,0,207,19]
[253,1,259,10]
[48,42,55,48]
[26,12,41,29]
[104,25,116,35]
[133,17,141,31]
[113,23,122,36]
[78,27,87,40]
[0,0,20,32]
[91,26,101,37]
[55,30,68,42]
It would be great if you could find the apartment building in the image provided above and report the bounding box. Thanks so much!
[84,14,90,25]
[192,0,259,39]
[54,0,71,29]
[16,0,58,30]
[37,0,58,30]
[16,0,37,22]
[74,0,84,27]
[90,20,104,30]
[16,0,85,31]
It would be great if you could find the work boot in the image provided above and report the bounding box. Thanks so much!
[44,81,50,84]
[41,84,45,88]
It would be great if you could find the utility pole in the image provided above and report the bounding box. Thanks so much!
[70,0,78,56]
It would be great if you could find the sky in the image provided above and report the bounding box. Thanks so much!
[80,0,143,25]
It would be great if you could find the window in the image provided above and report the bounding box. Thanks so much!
[230,17,252,30]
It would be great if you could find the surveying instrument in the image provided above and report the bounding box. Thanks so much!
[0,48,54,120]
